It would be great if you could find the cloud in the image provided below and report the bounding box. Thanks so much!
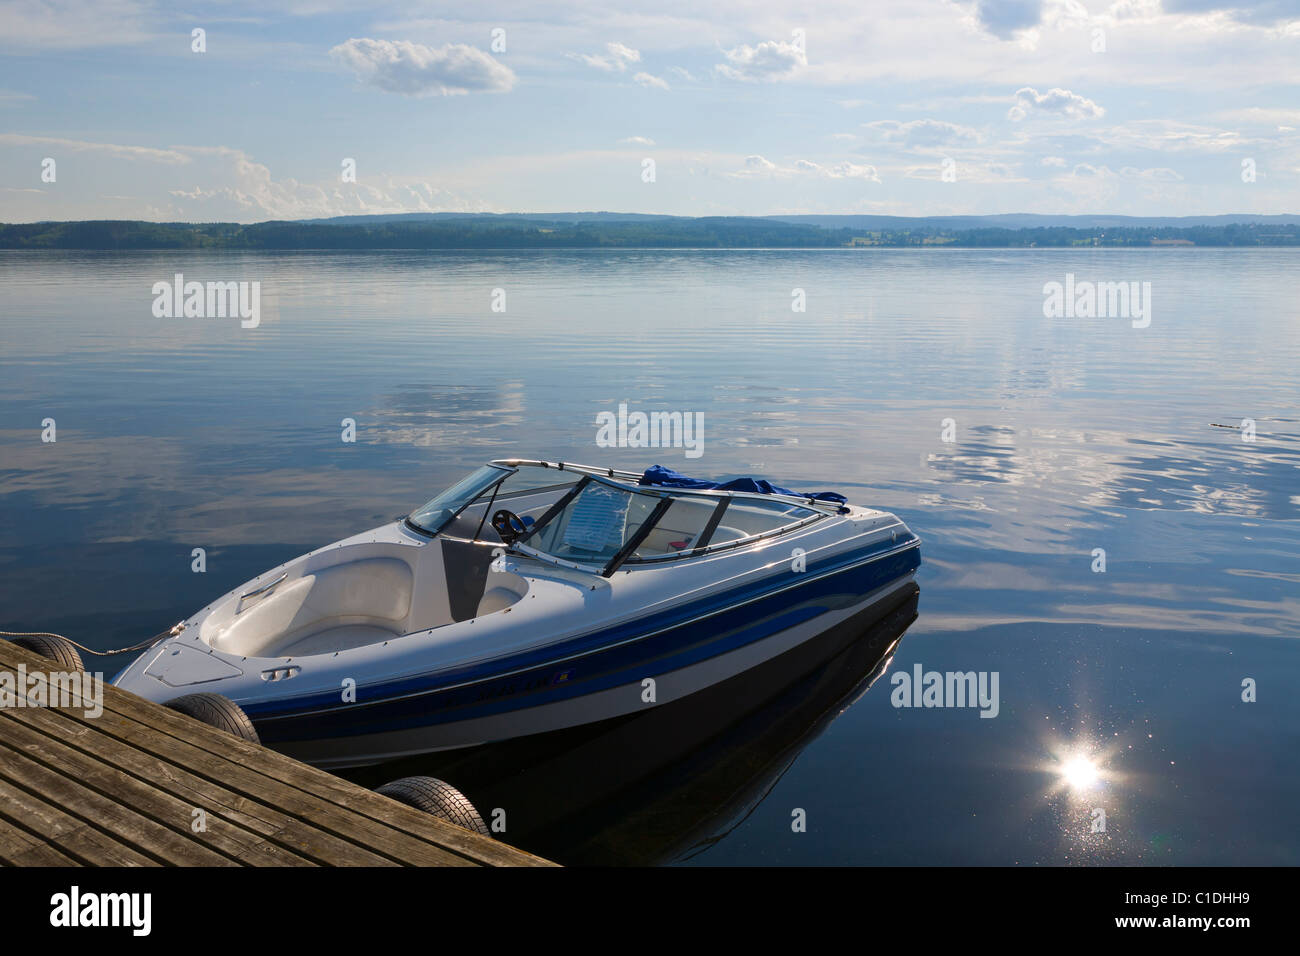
[1041,155,1067,166]
[716,37,806,81]
[0,137,499,222]
[1088,119,1249,151]
[1214,106,1300,126]
[1071,162,1112,177]
[1119,165,1184,181]
[864,118,981,147]
[1104,0,1165,20]
[902,159,1026,183]
[969,0,1044,38]
[633,72,669,90]
[732,155,880,182]
[618,136,655,146]
[160,146,493,220]
[1160,1,1300,25]
[725,153,786,179]
[1008,86,1104,120]
[0,133,189,164]
[330,38,514,97]
[569,42,641,72]
[796,159,881,181]
[0,0,155,49]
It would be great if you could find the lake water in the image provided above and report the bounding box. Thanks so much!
[1,248,1297,865]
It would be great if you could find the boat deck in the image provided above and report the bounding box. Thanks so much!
[0,639,553,866]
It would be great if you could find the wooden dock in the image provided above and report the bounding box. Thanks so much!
[0,639,553,866]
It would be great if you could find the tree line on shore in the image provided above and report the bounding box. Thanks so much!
[1,217,1296,249]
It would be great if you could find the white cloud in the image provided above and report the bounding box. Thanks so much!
[732,155,880,182]
[0,0,155,49]
[569,41,641,72]
[1214,106,1300,126]
[0,133,189,164]
[1071,162,1112,177]
[160,146,494,220]
[1120,165,1184,181]
[716,37,806,81]
[330,38,515,97]
[1160,1,1300,26]
[725,153,785,179]
[618,136,656,146]
[865,119,981,147]
[1008,86,1104,120]
[633,71,669,90]
[796,159,882,181]
[1041,155,1067,166]
[1088,119,1251,151]
[902,159,1026,183]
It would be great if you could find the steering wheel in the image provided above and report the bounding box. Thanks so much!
[491,509,528,545]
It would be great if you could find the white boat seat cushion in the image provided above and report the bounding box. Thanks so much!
[295,558,412,625]
[215,557,413,657]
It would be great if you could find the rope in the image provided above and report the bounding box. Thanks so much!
[1,623,184,657]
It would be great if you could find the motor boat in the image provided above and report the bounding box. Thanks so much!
[113,459,922,768]
[344,583,921,864]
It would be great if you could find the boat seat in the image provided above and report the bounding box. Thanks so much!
[214,557,414,657]
[272,623,400,657]
[477,585,525,616]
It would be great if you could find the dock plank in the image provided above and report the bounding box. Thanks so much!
[0,639,554,867]
[1,712,315,867]
[0,777,157,866]
[6,704,383,866]
[0,738,236,866]
[0,814,78,866]
[23,700,471,866]
[73,680,535,866]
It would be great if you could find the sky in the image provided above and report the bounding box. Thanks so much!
[1,0,1298,222]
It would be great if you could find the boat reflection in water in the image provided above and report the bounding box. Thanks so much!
[343,583,920,865]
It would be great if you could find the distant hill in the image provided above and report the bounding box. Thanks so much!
[297,212,1300,230]
[1,214,1297,249]
[769,213,1300,231]
[296,211,679,226]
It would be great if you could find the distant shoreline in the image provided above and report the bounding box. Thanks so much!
[3,245,1295,254]
[2,215,1297,250]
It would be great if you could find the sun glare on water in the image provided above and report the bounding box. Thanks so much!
[1059,754,1102,790]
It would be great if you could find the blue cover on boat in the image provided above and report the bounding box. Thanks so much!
[639,465,848,507]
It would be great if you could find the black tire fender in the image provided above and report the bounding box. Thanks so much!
[164,692,260,744]
[9,634,84,673]
[375,776,490,835]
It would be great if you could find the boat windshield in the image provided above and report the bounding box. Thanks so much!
[406,464,513,535]
[520,479,663,568]
[515,475,827,574]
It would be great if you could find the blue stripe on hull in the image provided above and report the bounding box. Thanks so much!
[252,538,920,744]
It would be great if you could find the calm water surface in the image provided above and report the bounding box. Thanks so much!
[1,249,1297,864]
